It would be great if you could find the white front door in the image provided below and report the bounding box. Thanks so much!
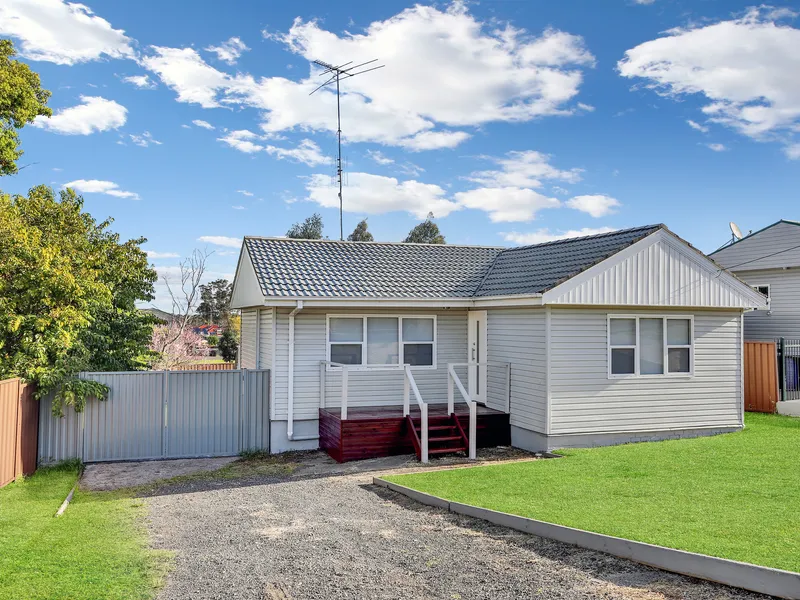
[468,310,488,404]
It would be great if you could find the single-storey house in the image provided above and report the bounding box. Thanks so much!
[710,220,800,341]
[231,224,766,462]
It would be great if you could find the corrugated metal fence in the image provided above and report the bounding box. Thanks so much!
[0,378,39,487]
[743,342,778,413]
[38,369,269,464]
[173,362,236,371]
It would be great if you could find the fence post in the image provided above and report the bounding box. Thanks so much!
[403,367,410,417]
[447,368,454,415]
[779,338,786,402]
[340,366,348,420]
[161,370,169,458]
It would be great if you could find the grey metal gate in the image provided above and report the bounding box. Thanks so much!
[38,369,270,463]
[778,339,800,401]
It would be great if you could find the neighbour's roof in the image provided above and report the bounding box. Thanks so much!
[242,224,663,299]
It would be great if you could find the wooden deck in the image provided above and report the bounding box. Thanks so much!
[319,404,511,463]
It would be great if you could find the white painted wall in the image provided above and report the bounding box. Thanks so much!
[240,308,257,369]
[548,307,742,435]
[486,308,547,433]
[730,268,800,340]
[271,309,469,421]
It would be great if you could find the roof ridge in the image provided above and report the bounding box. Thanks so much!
[499,224,664,254]
[244,236,504,250]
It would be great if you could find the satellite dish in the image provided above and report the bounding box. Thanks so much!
[730,222,743,240]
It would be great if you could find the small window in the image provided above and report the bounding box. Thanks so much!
[327,315,436,368]
[609,316,693,378]
[751,284,771,310]
[329,317,363,365]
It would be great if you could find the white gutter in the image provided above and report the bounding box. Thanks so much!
[286,300,318,442]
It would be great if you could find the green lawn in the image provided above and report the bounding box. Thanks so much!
[386,413,800,573]
[0,462,171,600]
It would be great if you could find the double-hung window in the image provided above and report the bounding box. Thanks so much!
[608,315,693,378]
[327,315,436,368]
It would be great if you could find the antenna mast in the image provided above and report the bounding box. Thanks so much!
[310,58,384,240]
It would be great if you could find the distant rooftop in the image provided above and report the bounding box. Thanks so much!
[243,225,663,299]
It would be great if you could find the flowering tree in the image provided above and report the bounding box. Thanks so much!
[150,323,205,370]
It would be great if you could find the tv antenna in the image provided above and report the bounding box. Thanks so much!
[310,58,385,240]
[729,221,743,242]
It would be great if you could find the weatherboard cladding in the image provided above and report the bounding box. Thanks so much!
[244,225,662,299]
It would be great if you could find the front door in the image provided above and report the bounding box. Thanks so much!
[468,310,488,404]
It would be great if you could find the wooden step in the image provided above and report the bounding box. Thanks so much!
[416,425,456,432]
[429,446,466,455]
[428,435,463,442]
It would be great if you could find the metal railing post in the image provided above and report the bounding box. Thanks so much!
[420,403,429,463]
[447,368,454,415]
[340,365,348,420]
[468,401,477,460]
[403,367,410,417]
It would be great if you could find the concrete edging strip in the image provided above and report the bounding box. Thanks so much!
[55,484,76,517]
[374,477,800,600]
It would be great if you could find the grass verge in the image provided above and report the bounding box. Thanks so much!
[385,413,800,573]
[0,461,172,600]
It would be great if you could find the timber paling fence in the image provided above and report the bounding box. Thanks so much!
[0,378,39,487]
[38,369,270,464]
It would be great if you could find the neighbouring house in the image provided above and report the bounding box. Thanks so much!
[710,220,800,340]
[193,324,224,337]
[230,225,765,462]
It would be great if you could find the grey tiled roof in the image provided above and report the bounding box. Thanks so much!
[243,225,662,299]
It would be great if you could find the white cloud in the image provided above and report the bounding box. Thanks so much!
[197,236,242,248]
[0,0,134,65]
[785,144,800,160]
[231,205,246,210]
[454,187,560,222]
[192,119,215,130]
[306,172,460,219]
[632,0,655,4]
[205,37,249,65]
[144,4,594,149]
[687,119,709,133]
[504,227,616,245]
[706,143,728,152]
[145,250,180,259]
[141,46,230,108]
[63,179,139,199]
[467,150,583,188]
[123,74,156,89]
[33,96,127,135]
[181,124,192,129]
[366,149,394,165]
[237,189,254,196]
[265,139,327,166]
[619,7,800,154]
[566,194,621,217]
[218,129,263,153]
[129,131,162,147]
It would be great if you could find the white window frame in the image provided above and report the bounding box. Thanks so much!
[326,314,437,371]
[607,314,694,379]
[750,284,771,310]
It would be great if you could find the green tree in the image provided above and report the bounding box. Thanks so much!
[286,213,324,239]
[196,284,214,323]
[0,39,52,176]
[218,329,238,362]
[347,219,374,242]
[403,212,445,244]
[0,185,157,414]
[196,278,232,324]
[206,334,218,347]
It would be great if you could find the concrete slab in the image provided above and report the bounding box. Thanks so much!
[81,457,238,491]
[777,400,800,417]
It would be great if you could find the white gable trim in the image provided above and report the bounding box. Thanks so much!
[230,244,266,309]
[541,229,767,309]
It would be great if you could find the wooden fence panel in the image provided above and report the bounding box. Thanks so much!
[744,342,778,413]
[0,378,39,487]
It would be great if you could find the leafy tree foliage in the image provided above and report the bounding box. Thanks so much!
[403,212,446,244]
[206,334,218,347]
[196,279,232,324]
[0,40,52,176]
[218,329,238,362]
[0,185,157,414]
[347,219,374,242]
[149,324,205,370]
[286,213,324,239]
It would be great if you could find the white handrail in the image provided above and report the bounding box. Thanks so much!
[447,364,476,459]
[319,362,406,420]
[449,361,511,413]
[403,365,428,463]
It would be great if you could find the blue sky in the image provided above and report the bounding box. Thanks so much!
[1,0,799,307]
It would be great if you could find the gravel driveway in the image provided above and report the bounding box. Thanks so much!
[144,454,767,600]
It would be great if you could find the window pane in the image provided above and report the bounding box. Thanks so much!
[610,318,636,346]
[330,344,362,365]
[367,317,399,365]
[330,318,363,342]
[611,348,635,375]
[667,319,691,346]
[402,318,434,342]
[404,343,433,366]
[668,348,690,373]
[640,318,664,375]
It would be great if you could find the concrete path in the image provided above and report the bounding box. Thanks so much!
[82,457,237,491]
[141,453,766,600]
